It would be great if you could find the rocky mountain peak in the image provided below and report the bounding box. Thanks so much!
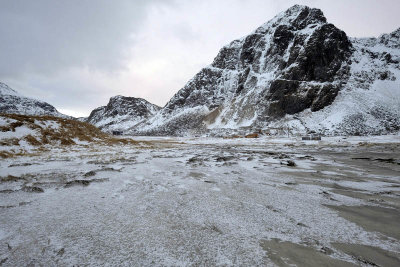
[104,95,160,117]
[86,95,161,131]
[255,5,327,34]
[378,27,400,48]
[152,5,353,135]
[109,95,132,102]
[210,5,351,83]
[134,5,400,136]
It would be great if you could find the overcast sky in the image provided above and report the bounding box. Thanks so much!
[1,0,399,117]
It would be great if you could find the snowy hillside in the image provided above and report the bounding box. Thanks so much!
[132,5,399,136]
[273,28,400,135]
[86,95,160,132]
[0,82,69,118]
[0,114,139,157]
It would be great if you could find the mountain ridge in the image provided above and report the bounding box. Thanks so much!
[86,95,161,132]
[0,82,71,119]
[124,5,399,136]
[132,5,380,136]
[2,5,399,136]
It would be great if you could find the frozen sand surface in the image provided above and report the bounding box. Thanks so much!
[0,136,400,266]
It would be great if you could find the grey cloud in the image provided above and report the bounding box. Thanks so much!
[0,0,169,77]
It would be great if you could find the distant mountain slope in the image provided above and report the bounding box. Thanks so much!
[86,95,160,132]
[133,5,399,136]
[0,82,69,118]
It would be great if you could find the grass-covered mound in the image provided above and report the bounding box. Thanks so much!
[0,114,138,158]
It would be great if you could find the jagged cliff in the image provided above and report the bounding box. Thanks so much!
[3,5,398,136]
[132,5,399,136]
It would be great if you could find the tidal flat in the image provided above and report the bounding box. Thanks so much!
[1,136,399,266]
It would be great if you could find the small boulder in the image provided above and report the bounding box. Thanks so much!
[287,160,296,167]
[22,186,44,193]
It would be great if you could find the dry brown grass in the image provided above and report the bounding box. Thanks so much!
[0,121,23,132]
[245,133,259,138]
[0,151,13,158]
[358,142,377,147]
[0,138,19,146]
[0,175,24,182]
[223,133,259,139]
[223,135,241,139]
[103,137,139,146]
[0,113,141,150]
[24,135,41,146]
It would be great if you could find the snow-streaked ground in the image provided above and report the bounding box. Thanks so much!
[1,136,400,266]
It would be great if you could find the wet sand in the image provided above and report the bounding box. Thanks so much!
[260,238,356,267]
[1,136,400,265]
[326,205,400,240]
[332,243,400,266]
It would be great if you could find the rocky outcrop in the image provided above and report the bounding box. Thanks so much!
[379,27,400,49]
[87,95,160,132]
[293,26,400,136]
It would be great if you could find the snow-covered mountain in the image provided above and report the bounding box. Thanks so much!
[287,29,400,135]
[3,5,398,136]
[86,95,160,132]
[0,82,69,118]
[132,5,399,136]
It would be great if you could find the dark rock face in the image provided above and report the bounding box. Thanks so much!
[212,41,241,70]
[267,80,340,117]
[284,6,326,30]
[281,24,352,82]
[142,5,355,135]
[379,27,400,49]
[239,34,264,66]
[164,68,224,112]
[87,95,160,131]
[264,22,352,117]
[272,25,294,54]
